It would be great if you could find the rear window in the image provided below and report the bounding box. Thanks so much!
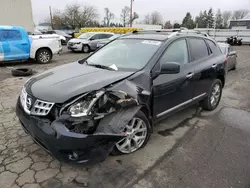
[207,40,220,54]
[0,30,22,41]
[218,45,228,55]
[189,38,209,61]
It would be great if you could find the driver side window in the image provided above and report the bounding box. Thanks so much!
[160,39,188,65]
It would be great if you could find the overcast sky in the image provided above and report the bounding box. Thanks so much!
[31,0,250,24]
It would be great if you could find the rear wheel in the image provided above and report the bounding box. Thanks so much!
[111,111,151,155]
[36,49,52,64]
[200,79,222,111]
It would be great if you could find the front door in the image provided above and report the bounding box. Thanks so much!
[0,29,30,61]
[153,38,195,118]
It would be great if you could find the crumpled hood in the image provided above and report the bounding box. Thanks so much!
[26,62,134,103]
[69,38,88,43]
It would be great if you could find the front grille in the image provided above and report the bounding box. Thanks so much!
[68,42,73,46]
[20,87,54,116]
[31,100,54,116]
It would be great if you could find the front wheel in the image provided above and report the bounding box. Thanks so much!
[82,45,90,53]
[36,49,52,64]
[200,79,223,111]
[111,111,151,155]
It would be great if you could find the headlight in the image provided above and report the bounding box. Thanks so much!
[75,42,81,45]
[68,91,105,117]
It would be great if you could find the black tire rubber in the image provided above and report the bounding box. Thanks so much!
[36,48,52,64]
[231,65,236,70]
[11,68,33,77]
[200,79,223,111]
[111,110,151,156]
[82,45,90,53]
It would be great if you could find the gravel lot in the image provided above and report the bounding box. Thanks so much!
[0,46,249,188]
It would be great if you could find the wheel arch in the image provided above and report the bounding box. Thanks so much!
[217,74,225,87]
[35,47,53,59]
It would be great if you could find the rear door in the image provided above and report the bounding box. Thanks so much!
[0,29,30,61]
[189,38,219,98]
[153,38,195,118]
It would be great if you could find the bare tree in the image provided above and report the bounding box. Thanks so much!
[132,12,139,23]
[232,9,249,20]
[144,13,151,24]
[64,3,82,29]
[104,8,114,27]
[79,5,99,27]
[222,11,232,28]
[63,3,99,29]
[120,6,130,27]
[151,11,163,25]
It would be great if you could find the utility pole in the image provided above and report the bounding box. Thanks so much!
[49,6,53,30]
[130,0,133,27]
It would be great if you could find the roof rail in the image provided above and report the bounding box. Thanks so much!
[132,29,210,38]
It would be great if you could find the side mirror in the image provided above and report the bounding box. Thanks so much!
[89,38,95,41]
[228,51,236,56]
[160,62,180,74]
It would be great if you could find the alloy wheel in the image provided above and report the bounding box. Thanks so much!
[210,84,221,107]
[116,117,147,154]
[39,51,50,63]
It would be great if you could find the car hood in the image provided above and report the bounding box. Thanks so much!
[26,62,134,103]
[69,38,88,43]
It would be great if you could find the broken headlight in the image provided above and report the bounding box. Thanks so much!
[68,91,105,117]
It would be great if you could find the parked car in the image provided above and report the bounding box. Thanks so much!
[0,26,62,63]
[31,29,66,45]
[67,32,114,53]
[16,30,226,164]
[96,34,121,48]
[218,42,237,71]
[45,30,72,45]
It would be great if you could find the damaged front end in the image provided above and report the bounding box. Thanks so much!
[16,83,146,164]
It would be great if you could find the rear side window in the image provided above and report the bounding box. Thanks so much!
[207,40,220,54]
[0,30,22,41]
[189,38,209,61]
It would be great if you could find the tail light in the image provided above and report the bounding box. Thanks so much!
[225,56,228,64]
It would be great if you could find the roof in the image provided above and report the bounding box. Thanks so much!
[121,33,169,41]
[0,25,25,30]
[230,19,250,22]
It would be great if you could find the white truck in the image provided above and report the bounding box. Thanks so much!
[0,26,62,63]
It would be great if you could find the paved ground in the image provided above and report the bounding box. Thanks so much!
[0,46,250,188]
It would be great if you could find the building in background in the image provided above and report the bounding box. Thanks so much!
[0,0,35,32]
[229,19,250,29]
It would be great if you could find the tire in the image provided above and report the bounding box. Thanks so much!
[36,49,52,64]
[200,79,223,111]
[82,45,90,53]
[111,111,151,156]
[11,68,33,77]
[231,65,236,70]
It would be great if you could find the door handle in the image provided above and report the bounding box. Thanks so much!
[212,64,217,68]
[186,73,194,79]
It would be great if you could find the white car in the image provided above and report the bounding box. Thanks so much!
[67,32,114,53]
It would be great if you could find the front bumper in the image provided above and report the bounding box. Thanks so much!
[16,99,124,164]
[67,44,82,51]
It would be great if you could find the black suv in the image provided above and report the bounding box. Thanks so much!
[16,31,226,164]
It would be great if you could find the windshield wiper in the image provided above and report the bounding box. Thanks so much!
[88,64,115,71]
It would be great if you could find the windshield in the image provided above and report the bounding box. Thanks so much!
[78,33,93,39]
[55,30,67,36]
[87,39,162,71]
